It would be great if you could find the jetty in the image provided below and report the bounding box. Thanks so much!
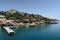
[3,27,15,34]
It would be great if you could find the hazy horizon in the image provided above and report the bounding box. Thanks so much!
[0,0,60,19]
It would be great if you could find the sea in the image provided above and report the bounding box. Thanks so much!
[0,23,60,40]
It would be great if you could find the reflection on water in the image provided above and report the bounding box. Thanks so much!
[0,24,60,40]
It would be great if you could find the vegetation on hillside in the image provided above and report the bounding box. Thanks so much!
[0,9,58,23]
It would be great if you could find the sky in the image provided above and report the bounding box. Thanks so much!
[0,0,60,19]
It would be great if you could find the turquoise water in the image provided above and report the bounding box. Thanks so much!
[0,23,60,40]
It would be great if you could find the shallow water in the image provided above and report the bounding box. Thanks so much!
[0,23,60,40]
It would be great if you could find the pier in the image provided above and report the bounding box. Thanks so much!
[3,27,15,34]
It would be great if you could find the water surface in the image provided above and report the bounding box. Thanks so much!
[0,23,60,40]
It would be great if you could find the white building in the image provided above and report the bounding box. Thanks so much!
[0,15,6,21]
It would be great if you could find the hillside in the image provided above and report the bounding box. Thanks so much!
[0,9,58,23]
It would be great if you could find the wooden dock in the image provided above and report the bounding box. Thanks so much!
[3,27,15,34]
